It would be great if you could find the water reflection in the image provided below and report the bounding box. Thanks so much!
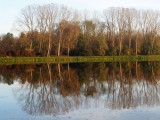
[1,62,160,115]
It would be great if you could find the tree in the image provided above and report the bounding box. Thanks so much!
[16,5,37,53]
[95,21,108,55]
[81,20,96,55]
[63,20,80,56]
[124,8,135,55]
[104,8,117,55]
[44,4,58,57]
[36,5,48,53]
[0,33,16,56]
[116,8,126,55]
[56,5,72,56]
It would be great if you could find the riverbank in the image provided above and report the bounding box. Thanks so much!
[0,55,160,64]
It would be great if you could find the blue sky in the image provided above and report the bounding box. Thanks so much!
[0,0,160,36]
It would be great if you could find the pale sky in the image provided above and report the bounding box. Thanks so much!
[0,0,160,36]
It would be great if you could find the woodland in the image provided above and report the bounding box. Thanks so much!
[1,4,160,57]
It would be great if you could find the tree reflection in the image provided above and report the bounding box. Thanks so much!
[1,62,160,115]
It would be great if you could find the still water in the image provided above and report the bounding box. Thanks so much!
[1,62,160,120]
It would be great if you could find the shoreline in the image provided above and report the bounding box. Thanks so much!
[0,55,160,64]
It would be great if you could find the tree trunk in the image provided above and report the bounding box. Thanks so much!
[67,46,70,56]
[57,41,61,56]
[135,34,138,55]
[30,40,33,53]
[47,34,52,57]
[39,39,42,53]
[57,34,62,56]
[119,37,122,55]
[128,38,131,55]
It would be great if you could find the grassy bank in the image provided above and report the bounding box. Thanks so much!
[0,55,160,64]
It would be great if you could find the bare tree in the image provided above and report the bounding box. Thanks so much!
[45,4,58,57]
[36,5,48,53]
[116,8,126,55]
[57,5,72,56]
[104,8,117,55]
[16,5,37,53]
[125,8,135,55]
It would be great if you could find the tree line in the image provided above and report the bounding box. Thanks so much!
[1,4,160,56]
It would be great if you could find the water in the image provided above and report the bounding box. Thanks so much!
[0,62,160,120]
